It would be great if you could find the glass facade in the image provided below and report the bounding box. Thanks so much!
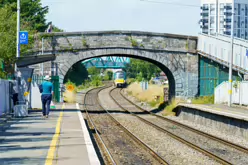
[200,1,248,40]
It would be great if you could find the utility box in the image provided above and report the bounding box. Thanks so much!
[14,101,28,117]
[244,74,248,81]
[164,88,169,102]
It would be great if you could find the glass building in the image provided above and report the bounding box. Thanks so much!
[200,0,248,40]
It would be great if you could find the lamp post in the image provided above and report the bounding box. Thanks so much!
[228,1,235,107]
[16,0,20,68]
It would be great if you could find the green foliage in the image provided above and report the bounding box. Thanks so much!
[87,66,100,76]
[125,58,161,81]
[103,70,113,81]
[82,35,89,48]
[185,41,189,50]
[129,36,138,47]
[126,78,136,84]
[191,95,214,104]
[0,1,62,78]
[163,98,178,115]
[64,63,88,86]
[0,0,49,32]
[77,76,103,90]
[90,75,103,87]
[0,4,17,68]
[149,100,159,107]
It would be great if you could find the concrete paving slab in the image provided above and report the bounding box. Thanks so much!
[179,103,248,121]
[0,103,100,165]
[0,112,59,165]
[55,103,100,165]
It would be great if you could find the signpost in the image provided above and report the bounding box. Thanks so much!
[19,31,28,45]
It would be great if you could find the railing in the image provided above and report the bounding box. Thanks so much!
[215,81,248,105]
[0,80,12,116]
[197,33,248,74]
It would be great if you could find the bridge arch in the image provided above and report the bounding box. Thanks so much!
[56,48,193,98]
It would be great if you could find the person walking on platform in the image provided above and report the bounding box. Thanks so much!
[41,75,54,118]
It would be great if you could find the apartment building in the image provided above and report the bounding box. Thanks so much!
[200,0,248,40]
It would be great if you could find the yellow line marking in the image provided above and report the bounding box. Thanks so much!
[45,104,65,165]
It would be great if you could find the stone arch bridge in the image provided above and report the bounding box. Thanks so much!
[28,31,198,98]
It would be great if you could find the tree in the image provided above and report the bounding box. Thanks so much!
[64,62,88,86]
[125,58,161,81]
[0,0,49,32]
[87,66,100,76]
[0,1,62,78]
[0,4,17,78]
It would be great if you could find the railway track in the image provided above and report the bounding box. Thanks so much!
[83,85,169,165]
[109,87,248,165]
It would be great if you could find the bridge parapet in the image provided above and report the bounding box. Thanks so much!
[31,31,197,55]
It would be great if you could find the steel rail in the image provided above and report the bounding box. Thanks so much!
[119,88,248,155]
[83,85,116,165]
[109,88,233,165]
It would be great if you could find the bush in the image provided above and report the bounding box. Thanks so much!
[90,75,103,87]
[162,98,185,116]
[191,95,214,104]
[126,78,136,85]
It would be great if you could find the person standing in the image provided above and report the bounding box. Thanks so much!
[41,75,53,118]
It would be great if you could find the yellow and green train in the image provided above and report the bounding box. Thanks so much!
[113,71,126,88]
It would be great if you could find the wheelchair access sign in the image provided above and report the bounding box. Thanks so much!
[19,31,28,45]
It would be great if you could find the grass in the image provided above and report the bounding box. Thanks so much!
[126,82,166,108]
[162,98,184,116]
[161,95,215,116]
[191,95,214,104]
[126,82,166,104]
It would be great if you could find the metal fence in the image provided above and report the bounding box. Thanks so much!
[0,80,12,116]
[214,81,248,105]
[32,75,60,102]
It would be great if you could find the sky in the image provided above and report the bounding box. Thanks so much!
[41,0,201,36]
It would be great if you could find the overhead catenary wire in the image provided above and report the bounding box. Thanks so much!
[140,0,200,8]
[41,0,200,8]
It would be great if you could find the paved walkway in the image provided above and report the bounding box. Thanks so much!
[0,103,100,165]
[179,103,248,121]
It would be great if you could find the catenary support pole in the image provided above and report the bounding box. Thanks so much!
[228,1,235,107]
[16,0,20,69]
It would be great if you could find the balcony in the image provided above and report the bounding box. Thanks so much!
[224,12,232,16]
[224,18,232,22]
[200,6,209,10]
[200,19,208,23]
[201,25,209,29]
[224,6,232,10]
[224,25,231,29]
[200,13,209,17]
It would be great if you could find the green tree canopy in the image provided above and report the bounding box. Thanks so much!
[125,58,161,81]
[87,66,101,76]
[0,0,49,32]
[64,62,88,86]
[0,4,17,67]
[0,1,62,78]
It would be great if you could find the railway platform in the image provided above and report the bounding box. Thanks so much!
[179,103,248,121]
[0,103,100,165]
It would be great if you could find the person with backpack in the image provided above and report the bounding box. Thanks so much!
[40,75,54,118]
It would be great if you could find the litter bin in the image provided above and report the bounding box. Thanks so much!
[14,101,28,117]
